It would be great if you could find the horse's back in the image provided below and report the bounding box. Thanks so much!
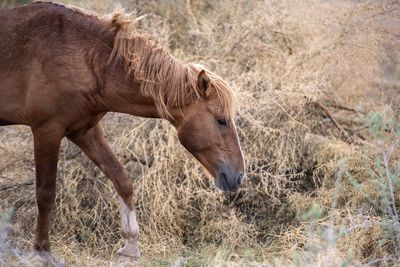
[0,3,82,68]
[0,3,111,126]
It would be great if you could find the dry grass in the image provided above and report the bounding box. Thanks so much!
[1,0,400,266]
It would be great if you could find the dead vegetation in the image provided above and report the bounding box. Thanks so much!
[1,0,400,266]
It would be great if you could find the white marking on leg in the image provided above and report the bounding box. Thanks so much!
[118,197,140,258]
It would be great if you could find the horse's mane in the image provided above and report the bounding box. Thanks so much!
[108,11,234,119]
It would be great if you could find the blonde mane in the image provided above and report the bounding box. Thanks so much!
[108,11,234,119]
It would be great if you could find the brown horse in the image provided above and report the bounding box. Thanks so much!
[0,1,245,260]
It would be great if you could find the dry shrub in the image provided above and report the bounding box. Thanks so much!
[1,0,399,265]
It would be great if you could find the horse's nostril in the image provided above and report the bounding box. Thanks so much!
[218,169,243,191]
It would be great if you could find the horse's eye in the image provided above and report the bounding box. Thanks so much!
[217,119,227,127]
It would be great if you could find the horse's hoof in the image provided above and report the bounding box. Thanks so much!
[117,255,140,267]
[117,242,140,259]
[33,251,65,267]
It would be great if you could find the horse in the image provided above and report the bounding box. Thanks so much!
[0,1,245,261]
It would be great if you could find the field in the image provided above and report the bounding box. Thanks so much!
[0,0,400,266]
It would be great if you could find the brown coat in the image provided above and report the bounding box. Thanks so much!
[0,2,244,260]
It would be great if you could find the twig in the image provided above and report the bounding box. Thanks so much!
[312,101,348,137]
[0,180,34,192]
[346,125,368,141]
[327,102,366,114]
[224,30,251,57]
[130,157,152,168]
[273,98,310,130]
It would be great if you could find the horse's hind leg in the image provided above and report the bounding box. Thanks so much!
[67,125,140,259]
[32,124,63,252]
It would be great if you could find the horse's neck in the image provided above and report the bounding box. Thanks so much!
[100,60,162,119]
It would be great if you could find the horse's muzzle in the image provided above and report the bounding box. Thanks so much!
[215,164,244,192]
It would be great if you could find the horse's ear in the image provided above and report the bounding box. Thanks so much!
[197,70,211,97]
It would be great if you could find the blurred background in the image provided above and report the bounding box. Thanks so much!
[0,0,399,266]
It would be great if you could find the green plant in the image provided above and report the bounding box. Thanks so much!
[345,107,400,264]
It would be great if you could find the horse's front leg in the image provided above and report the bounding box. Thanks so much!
[32,124,63,253]
[68,125,140,259]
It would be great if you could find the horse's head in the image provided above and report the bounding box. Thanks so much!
[173,70,245,192]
